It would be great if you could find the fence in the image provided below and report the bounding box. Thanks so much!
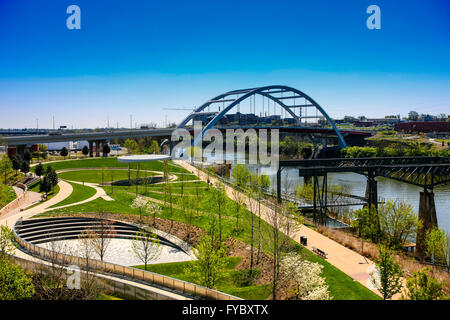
[8,254,179,300]
[0,190,30,217]
[13,225,241,301]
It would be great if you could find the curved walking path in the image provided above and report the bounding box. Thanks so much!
[1,179,191,300]
[175,160,388,299]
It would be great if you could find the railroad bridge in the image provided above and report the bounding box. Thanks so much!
[277,156,450,259]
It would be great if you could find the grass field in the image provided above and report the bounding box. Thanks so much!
[58,169,158,184]
[49,181,97,208]
[38,157,380,300]
[0,184,16,209]
[35,157,189,173]
[134,257,272,300]
[28,181,60,202]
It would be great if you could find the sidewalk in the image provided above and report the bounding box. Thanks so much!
[176,160,385,298]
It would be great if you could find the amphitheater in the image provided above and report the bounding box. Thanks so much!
[14,216,196,266]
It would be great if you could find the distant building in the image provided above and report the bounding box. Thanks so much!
[394,121,450,133]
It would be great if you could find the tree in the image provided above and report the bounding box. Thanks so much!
[442,232,450,272]
[426,227,450,271]
[23,150,32,163]
[231,186,245,231]
[0,259,35,300]
[370,245,403,300]
[262,201,295,300]
[425,227,446,265]
[280,253,331,300]
[88,215,117,261]
[130,229,162,271]
[378,200,420,248]
[0,226,16,257]
[231,164,250,188]
[46,168,59,192]
[124,139,139,154]
[82,145,89,157]
[149,140,161,154]
[39,176,52,197]
[34,163,44,179]
[256,173,270,262]
[76,230,100,298]
[0,154,12,184]
[190,235,227,289]
[20,160,30,175]
[131,196,161,225]
[408,111,419,121]
[11,155,22,175]
[60,147,68,160]
[102,144,111,157]
[38,144,48,152]
[402,268,444,300]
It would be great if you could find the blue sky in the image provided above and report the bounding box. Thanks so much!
[0,0,449,128]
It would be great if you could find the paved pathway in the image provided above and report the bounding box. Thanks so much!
[1,179,191,300]
[175,160,386,298]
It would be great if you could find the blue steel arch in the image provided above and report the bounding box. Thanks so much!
[177,85,347,148]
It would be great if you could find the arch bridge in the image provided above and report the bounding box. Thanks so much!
[177,85,347,148]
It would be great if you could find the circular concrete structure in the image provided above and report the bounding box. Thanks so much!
[15,217,196,266]
[118,154,171,163]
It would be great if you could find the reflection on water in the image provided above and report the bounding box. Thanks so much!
[205,153,450,233]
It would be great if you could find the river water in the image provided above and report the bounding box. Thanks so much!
[202,153,450,233]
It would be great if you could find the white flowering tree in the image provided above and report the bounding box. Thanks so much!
[131,196,161,225]
[281,253,332,300]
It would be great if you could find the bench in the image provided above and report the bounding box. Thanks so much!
[312,247,328,259]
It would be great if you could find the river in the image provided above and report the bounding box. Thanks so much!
[202,153,450,233]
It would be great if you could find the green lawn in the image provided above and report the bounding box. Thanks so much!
[134,257,272,300]
[48,181,97,208]
[28,181,60,203]
[35,157,189,173]
[0,184,16,209]
[97,293,124,300]
[35,157,380,300]
[58,169,157,184]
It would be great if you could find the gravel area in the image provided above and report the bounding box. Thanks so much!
[37,238,195,266]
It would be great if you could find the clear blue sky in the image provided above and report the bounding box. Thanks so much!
[0,0,449,128]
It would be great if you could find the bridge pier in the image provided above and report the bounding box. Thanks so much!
[416,189,438,261]
[95,141,101,157]
[89,141,94,157]
[364,171,381,239]
[364,177,378,210]
[303,175,312,185]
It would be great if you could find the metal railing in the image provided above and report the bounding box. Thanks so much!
[12,224,241,301]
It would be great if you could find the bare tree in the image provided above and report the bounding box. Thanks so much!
[130,229,162,270]
[262,199,297,300]
[87,214,117,262]
[77,230,101,299]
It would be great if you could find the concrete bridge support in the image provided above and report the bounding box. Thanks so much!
[416,190,438,260]
[95,141,101,157]
[89,141,94,157]
[364,172,381,239]
[364,178,378,210]
[303,175,312,185]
